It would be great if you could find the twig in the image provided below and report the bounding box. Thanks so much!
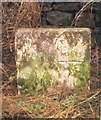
[11,99,35,118]
[0,76,16,90]
[71,1,93,26]
[79,90,101,105]
[88,102,95,118]
[14,2,23,31]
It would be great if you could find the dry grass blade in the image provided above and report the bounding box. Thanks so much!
[79,90,100,105]
[88,102,95,117]
[71,1,93,26]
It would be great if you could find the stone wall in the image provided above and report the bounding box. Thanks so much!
[41,2,101,47]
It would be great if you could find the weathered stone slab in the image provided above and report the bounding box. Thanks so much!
[46,11,73,26]
[52,3,80,12]
[15,28,91,91]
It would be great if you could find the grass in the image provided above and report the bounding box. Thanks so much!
[2,85,100,118]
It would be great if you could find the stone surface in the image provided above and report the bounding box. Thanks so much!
[75,12,94,28]
[93,27,101,34]
[94,34,101,47]
[95,14,101,23]
[93,3,101,13]
[15,28,91,89]
[52,3,80,12]
[42,3,53,12]
[46,11,73,26]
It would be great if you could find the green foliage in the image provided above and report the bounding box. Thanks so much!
[18,49,90,95]
[68,61,90,87]
[33,103,43,111]
[18,52,57,95]
[60,95,78,108]
[18,101,44,114]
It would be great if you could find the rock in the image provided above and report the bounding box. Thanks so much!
[42,3,53,12]
[58,70,69,84]
[68,75,77,88]
[95,13,101,25]
[15,28,91,89]
[52,3,80,12]
[75,12,94,28]
[41,16,48,26]
[93,27,101,34]
[93,3,101,13]
[46,11,73,26]
[79,2,93,12]
[94,34,101,47]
